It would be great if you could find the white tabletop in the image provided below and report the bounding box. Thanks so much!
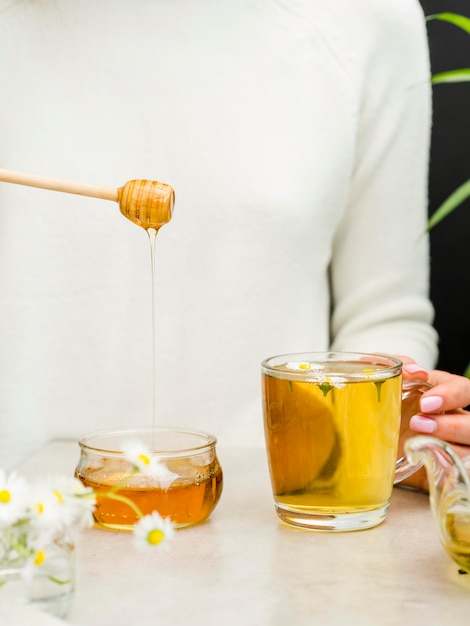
[15,440,470,625]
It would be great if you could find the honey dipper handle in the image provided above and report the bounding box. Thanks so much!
[0,168,118,202]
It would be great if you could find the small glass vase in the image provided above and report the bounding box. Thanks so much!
[0,529,75,618]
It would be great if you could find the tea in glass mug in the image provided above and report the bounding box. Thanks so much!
[261,352,426,531]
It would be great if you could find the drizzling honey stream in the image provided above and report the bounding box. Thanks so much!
[118,179,175,438]
[0,168,175,438]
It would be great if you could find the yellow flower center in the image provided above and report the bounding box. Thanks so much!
[137,453,151,466]
[36,502,45,514]
[34,550,46,566]
[147,529,164,545]
[0,490,11,504]
[53,490,64,504]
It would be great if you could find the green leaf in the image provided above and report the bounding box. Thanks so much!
[427,13,470,35]
[464,362,470,379]
[428,179,470,231]
[48,576,71,585]
[432,69,470,84]
[374,380,384,402]
[319,382,333,397]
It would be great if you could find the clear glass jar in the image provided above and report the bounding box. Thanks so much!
[75,426,223,531]
[0,528,75,618]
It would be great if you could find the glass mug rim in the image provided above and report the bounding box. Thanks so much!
[78,426,217,460]
[262,351,403,381]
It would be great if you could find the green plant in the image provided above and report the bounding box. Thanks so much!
[425,12,470,378]
[426,13,470,230]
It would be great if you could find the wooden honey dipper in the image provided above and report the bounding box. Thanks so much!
[0,168,175,230]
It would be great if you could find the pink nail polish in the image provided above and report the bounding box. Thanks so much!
[420,395,443,413]
[403,363,428,375]
[409,415,437,434]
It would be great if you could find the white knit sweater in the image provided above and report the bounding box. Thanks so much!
[0,0,437,468]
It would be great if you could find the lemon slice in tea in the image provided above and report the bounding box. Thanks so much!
[263,375,338,495]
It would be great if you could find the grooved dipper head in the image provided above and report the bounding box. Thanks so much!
[118,179,175,230]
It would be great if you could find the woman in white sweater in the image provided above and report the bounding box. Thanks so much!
[0,0,467,470]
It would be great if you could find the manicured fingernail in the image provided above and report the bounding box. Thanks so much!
[420,395,443,413]
[409,414,437,434]
[403,364,428,375]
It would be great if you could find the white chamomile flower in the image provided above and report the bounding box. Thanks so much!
[133,511,174,552]
[37,475,96,528]
[29,485,68,530]
[317,375,346,390]
[0,469,31,525]
[18,545,50,583]
[121,439,166,477]
[286,361,316,372]
[40,475,91,499]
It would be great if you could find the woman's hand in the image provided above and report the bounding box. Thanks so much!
[399,363,470,491]
[406,367,470,446]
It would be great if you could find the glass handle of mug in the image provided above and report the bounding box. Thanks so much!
[394,379,434,484]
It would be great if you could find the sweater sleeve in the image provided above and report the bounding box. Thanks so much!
[326,0,438,368]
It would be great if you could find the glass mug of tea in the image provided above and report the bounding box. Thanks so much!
[261,352,430,532]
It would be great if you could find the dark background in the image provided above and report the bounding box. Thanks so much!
[418,0,470,374]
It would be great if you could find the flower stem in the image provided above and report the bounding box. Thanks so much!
[101,492,143,519]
